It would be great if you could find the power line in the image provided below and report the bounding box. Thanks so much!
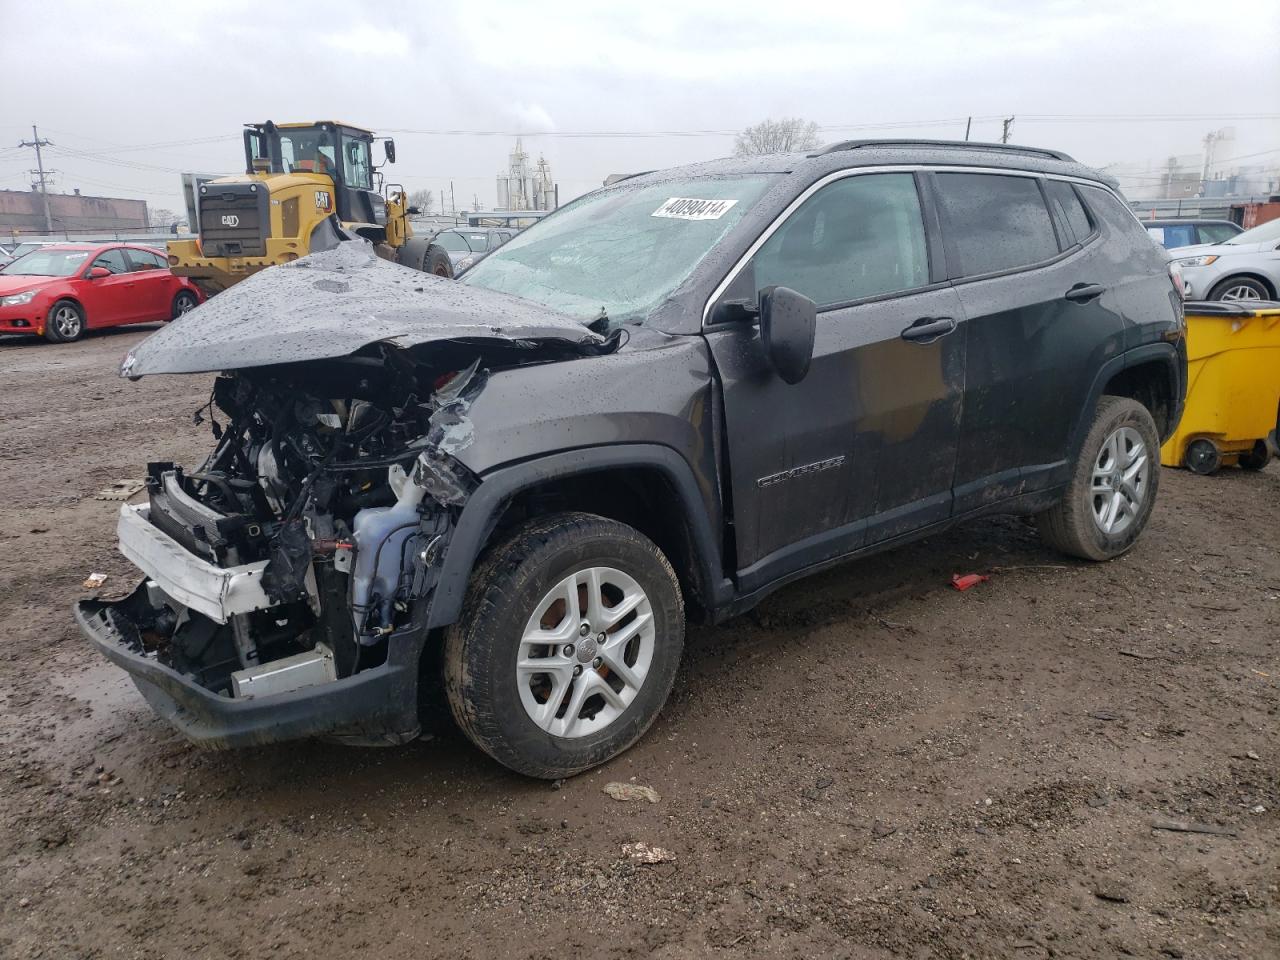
[46,144,184,174]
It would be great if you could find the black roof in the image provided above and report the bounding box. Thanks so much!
[617,139,1111,189]
[1136,217,1241,227]
[812,138,1074,162]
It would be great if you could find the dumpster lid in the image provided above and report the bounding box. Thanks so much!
[1184,299,1280,317]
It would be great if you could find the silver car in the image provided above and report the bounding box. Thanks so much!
[1172,217,1280,301]
[432,228,516,273]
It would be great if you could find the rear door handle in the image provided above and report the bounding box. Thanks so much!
[900,316,957,344]
[1065,282,1106,303]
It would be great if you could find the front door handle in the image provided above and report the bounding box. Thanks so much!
[900,316,957,344]
[1065,282,1106,303]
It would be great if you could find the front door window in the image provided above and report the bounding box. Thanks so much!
[752,173,929,306]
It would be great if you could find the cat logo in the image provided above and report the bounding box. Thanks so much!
[314,191,331,211]
[220,215,240,227]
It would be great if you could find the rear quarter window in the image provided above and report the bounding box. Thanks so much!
[1078,185,1164,264]
[934,173,1059,277]
[1045,181,1095,246]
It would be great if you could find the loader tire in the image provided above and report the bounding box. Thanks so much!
[426,244,453,278]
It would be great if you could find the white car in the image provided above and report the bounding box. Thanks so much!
[1171,217,1280,301]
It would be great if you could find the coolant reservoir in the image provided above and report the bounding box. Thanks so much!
[350,456,430,644]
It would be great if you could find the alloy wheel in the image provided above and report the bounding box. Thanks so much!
[516,566,655,739]
[1090,426,1147,535]
[1220,284,1262,301]
[52,305,82,339]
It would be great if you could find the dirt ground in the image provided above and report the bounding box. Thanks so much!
[0,326,1276,960]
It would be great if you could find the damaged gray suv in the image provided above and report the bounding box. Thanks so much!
[77,140,1187,778]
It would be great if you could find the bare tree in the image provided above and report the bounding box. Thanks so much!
[148,207,178,228]
[408,189,435,214]
[733,118,822,157]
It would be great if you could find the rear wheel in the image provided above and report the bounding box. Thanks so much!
[1208,276,1270,302]
[1037,396,1160,561]
[170,290,198,320]
[426,245,453,278]
[1238,440,1271,471]
[44,300,85,343]
[444,513,684,779]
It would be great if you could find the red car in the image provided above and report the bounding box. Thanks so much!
[0,243,203,343]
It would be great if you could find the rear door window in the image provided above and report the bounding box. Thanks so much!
[751,172,929,307]
[1045,181,1094,246]
[934,173,1059,277]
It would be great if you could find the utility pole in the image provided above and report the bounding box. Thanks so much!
[1000,116,1014,144]
[964,116,972,141]
[18,124,54,233]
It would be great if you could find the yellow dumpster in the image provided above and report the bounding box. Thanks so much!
[1161,300,1280,474]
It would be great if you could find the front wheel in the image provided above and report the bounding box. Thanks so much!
[45,300,85,343]
[444,513,684,779]
[1208,276,1270,302]
[1037,396,1161,561]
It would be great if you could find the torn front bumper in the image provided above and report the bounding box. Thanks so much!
[75,584,423,749]
[75,503,428,749]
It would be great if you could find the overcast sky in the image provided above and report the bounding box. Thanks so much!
[2,0,1277,215]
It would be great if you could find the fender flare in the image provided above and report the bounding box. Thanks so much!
[1066,341,1184,460]
[426,444,729,629]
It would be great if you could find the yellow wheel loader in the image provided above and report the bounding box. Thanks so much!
[167,121,452,296]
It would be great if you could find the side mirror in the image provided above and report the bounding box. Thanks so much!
[759,285,816,384]
[384,139,396,164]
[88,266,111,279]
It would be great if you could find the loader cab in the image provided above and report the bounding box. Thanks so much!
[243,121,389,230]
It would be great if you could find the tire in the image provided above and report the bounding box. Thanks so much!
[1238,440,1271,471]
[426,244,453,278]
[1207,276,1270,302]
[44,299,85,343]
[395,238,454,279]
[444,512,684,779]
[170,290,198,320]
[1037,396,1161,561]
[1184,438,1222,475]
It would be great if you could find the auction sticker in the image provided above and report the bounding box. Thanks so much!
[652,197,738,221]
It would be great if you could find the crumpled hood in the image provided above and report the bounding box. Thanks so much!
[120,241,603,377]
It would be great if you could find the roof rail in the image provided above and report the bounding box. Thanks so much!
[811,139,1075,163]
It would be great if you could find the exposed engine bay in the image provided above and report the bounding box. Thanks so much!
[76,241,621,745]
[103,335,600,705]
